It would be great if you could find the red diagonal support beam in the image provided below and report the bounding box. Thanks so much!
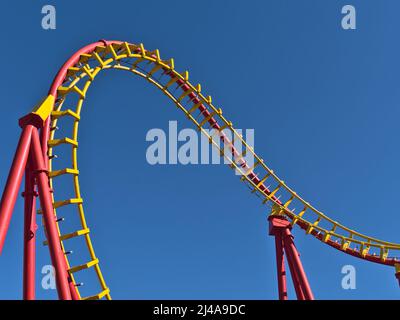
[0,125,35,253]
[284,240,306,300]
[282,228,314,300]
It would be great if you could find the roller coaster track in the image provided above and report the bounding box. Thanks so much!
[1,40,399,300]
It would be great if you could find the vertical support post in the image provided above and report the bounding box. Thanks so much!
[0,125,35,253]
[22,156,37,300]
[30,128,71,300]
[273,231,288,300]
[283,228,314,300]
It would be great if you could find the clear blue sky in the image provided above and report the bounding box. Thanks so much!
[0,0,399,299]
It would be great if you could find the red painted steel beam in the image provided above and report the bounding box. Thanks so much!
[273,231,288,300]
[22,157,37,300]
[269,215,313,300]
[30,128,71,300]
[284,238,306,300]
[269,215,305,300]
[69,281,79,300]
[0,125,35,253]
[283,228,314,300]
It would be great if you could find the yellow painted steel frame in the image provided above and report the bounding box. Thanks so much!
[36,42,400,300]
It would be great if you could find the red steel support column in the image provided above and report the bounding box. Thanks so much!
[22,157,37,300]
[268,215,291,300]
[30,128,71,300]
[274,231,288,300]
[283,228,314,300]
[269,214,314,300]
[0,125,34,253]
[284,239,305,300]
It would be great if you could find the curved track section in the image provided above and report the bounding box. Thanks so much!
[41,41,400,299]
